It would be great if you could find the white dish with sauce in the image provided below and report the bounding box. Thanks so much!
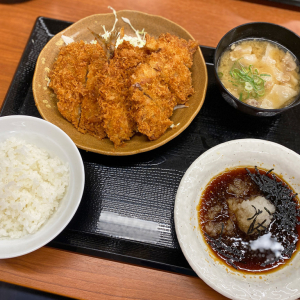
[174,139,300,300]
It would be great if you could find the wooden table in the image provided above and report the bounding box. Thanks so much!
[1,0,300,299]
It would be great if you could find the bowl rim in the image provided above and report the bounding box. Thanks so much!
[213,21,300,113]
[0,115,85,258]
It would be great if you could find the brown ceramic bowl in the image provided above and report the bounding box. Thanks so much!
[32,10,208,156]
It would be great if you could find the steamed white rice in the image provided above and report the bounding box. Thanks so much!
[0,137,69,238]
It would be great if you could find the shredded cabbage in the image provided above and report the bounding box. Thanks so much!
[118,17,146,48]
[102,7,146,48]
[173,105,188,110]
[61,7,147,48]
[61,35,74,45]
[100,6,119,41]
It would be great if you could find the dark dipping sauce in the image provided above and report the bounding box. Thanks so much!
[198,166,300,273]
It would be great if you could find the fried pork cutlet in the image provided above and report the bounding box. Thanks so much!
[49,41,89,128]
[78,44,108,139]
[49,41,107,140]
[130,33,198,140]
[131,64,177,140]
[98,41,148,147]
[149,51,194,104]
[49,32,198,147]
[146,33,199,104]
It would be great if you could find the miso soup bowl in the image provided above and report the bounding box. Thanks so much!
[214,22,300,117]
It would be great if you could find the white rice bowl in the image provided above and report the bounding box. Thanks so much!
[0,137,69,238]
[0,115,84,258]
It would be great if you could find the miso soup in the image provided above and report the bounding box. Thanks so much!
[218,39,300,109]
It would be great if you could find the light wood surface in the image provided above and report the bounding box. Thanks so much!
[0,247,227,300]
[1,0,300,299]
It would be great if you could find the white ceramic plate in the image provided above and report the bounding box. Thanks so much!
[0,115,85,258]
[174,139,300,300]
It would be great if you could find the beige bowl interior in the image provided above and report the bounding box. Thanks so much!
[32,11,208,156]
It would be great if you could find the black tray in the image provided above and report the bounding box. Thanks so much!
[2,17,300,277]
[263,0,300,8]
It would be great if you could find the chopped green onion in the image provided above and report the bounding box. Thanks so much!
[239,93,243,102]
[245,91,250,100]
[218,72,223,78]
[245,82,253,91]
[227,58,268,99]
[228,80,238,87]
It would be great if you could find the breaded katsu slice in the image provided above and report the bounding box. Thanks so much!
[98,41,149,147]
[131,63,177,140]
[146,33,198,68]
[149,51,194,104]
[49,41,91,128]
[130,33,197,140]
[157,33,198,68]
[145,33,199,104]
[49,33,197,146]
[78,44,108,139]
[49,41,109,138]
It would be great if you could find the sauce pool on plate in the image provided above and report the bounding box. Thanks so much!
[198,166,300,273]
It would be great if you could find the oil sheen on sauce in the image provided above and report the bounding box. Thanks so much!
[198,166,300,273]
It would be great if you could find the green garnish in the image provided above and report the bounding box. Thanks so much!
[218,72,223,79]
[239,93,243,102]
[244,82,253,91]
[228,58,269,102]
[228,80,238,87]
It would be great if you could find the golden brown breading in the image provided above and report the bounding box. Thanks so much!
[148,51,194,104]
[98,41,148,147]
[131,63,177,140]
[78,43,108,139]
[49,41,90,128]
[50,42,108,138]
[49,33,198,147]
[145,33,198,68]
[129,33,198,140]
[145,34,160,52]
[146,33,199,104]
[154,33,198,68]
